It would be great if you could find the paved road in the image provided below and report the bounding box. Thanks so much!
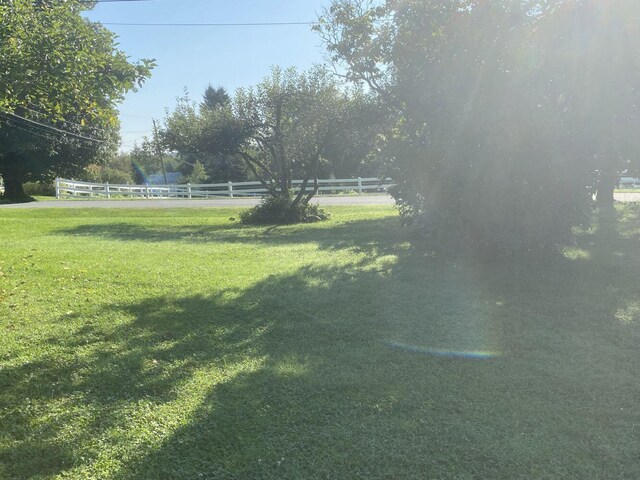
[0,195,395,209]
[2,193,639,209]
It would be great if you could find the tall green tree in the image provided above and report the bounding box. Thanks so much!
[317,0,640,252]
[531,0,640,209]
[161,67,367,207]
[200,85,231,112]
[323,88,390,178]
[0,0,154,201]
[161,92,251,183]
[231,66,345,207]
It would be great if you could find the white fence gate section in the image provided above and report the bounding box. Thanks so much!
[55,177,394,200]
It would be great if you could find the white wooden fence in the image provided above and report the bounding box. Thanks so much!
[55,177,394,200]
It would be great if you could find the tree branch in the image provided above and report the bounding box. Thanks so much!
[239,152,276,193]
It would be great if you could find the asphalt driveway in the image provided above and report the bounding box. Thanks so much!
[0,195,395,209]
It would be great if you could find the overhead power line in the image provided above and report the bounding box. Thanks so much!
[0,117,113,153]
[102,21,318,27]
[83,0,151,3]
[0,111,112,145]
[0,112,78,141]
[21,103,112,135]
[0,116,59,142]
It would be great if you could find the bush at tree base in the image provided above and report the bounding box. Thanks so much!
[240,195,330,225]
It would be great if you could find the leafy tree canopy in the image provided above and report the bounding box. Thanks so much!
[317,0,640,253]
[160,67,384,200]
[233,66,345,201]
[0,0,154,200]
[201,85,231,112]
[161,90,252,183]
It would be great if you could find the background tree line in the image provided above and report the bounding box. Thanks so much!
[154,70,388,186]
[66,75,387,191]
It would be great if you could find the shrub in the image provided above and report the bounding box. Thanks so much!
[240,195,330,225]
[22,181,55,197]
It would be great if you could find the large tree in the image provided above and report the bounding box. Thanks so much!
[161,67,367,212]
[161,91,251,183]
[322,87,391,178]
[0,0,154,201]
[317,0,640,252]
[232,66,350,206]
[200,85,231,112]
[531,0,640,209]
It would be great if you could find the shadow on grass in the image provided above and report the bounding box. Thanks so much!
[3,209,640,478]
[55,217,404,256]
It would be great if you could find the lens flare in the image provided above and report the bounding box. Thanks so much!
[131,161,147,184]
[385,341,502,359]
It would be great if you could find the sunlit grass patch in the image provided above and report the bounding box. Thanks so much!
[563,246,592,260]
[615,301,640,325]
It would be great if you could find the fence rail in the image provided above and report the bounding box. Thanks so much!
[55,177,394,200]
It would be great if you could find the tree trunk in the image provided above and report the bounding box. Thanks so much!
[1,170,30,202]
[596,170,617,211]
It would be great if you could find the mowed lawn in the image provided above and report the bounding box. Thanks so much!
[2,205,640,479]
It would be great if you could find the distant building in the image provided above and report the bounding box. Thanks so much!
[147,172,183,185]
[619,177,640,189]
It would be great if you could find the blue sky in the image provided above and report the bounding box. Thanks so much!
[84,0,328,151]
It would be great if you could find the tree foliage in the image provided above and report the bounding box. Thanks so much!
[80,154,137,185]
[201,85,231,112]
[161,92,251,183]
[317,0,640,252]
[0,0,154,200]
[232,66,344,206]
[531,0,640,208]
[322,87,390,178]
[159,68,382,222]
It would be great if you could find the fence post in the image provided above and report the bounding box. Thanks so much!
[187,183,192,199]
[145,183,150,199]
[358,177,363,195]
[228,181,234,198]
[55,178,60,199]
[106,181,110,199]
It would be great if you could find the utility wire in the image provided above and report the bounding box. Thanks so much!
[102,21,317,27]
[1,111,109,144]
[82,0,151,3]
[0,117,119,154]
[0,116,108,152]
[0,116,59,142]
[0,115,130,154]
[82,0,317,27]
[0,111,113,145]
[0,112,76,140]
[21,103,112,135]
[119,112,153,119]
[9,105,137,147]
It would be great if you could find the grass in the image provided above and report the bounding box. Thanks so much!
[2,205,640,479]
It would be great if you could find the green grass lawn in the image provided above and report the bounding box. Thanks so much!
[2,205,640,479]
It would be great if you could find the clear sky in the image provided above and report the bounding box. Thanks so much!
[84,0,329,151]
